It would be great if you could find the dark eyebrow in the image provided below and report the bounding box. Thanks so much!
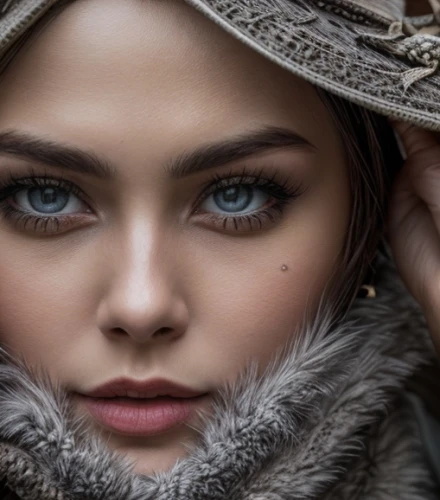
[0,131,115,179]
[0,126,314,180]
[166,126,316,179]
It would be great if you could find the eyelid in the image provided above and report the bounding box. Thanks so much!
[193,202,290,232]
[1,206,96,235]
[188,165,305,233]
[0,169,95,211]
[0,164,303,236]
[191,165,301,212]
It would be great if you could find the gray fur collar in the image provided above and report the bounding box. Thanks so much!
[0,249,437,499]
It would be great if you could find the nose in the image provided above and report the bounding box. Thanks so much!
[96,233,190,344]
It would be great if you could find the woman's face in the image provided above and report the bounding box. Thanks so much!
[0,0,350,474]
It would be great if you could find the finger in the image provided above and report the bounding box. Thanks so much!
[412,161,440,211]
[391,121,439,156]
[390,136,440,237]
[391,121,440,182]
[406,150,440,239]
[388,162,420,231]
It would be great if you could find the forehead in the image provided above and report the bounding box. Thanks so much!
[0,0,343,160]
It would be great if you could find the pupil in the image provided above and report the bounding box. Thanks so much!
[28,187,69,214]
[214,185,253,212]
[223,187,240,202]
[42,188,57,204]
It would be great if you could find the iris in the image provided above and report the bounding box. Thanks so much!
[213,186,253,213]
[27,187,69,214]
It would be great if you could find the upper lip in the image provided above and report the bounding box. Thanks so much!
[80,377,206,399]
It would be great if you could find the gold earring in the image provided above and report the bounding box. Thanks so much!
[359,284,376,299]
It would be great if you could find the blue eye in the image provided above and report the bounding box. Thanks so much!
[203,185,270,215]
[14,186,84,215]
[193,168,305,232]
[26,187,69,213]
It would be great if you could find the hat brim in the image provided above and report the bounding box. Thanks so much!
[183,0,440,132]
[1,0,440,131]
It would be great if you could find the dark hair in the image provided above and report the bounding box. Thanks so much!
[316,89,403,316]
[0,0,403,320]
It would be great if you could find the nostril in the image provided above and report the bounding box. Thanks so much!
[154,327,174,337]
[109,326,173,337]
[111,327,126,335]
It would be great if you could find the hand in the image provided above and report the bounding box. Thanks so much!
[388,122,440,355]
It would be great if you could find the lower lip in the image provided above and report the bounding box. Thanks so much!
[78,395,207,436]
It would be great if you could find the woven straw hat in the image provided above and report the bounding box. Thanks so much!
[1,0,440,130]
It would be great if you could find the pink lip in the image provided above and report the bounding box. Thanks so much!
[77,394,208,436]
[81,377,206,399]
[75,377,208,436]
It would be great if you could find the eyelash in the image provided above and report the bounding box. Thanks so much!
[193,167,304,231]
[0,170,91,234]
[0,166,304,235]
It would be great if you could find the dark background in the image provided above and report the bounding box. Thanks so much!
[406,0,435,16]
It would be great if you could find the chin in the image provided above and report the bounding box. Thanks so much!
[115,444,190,476]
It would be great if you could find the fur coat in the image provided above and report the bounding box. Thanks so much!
[0,248,439,500]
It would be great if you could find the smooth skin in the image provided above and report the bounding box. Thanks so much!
[0,0,352,475]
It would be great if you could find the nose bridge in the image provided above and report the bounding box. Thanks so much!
[97,220,188,342]
[118,221,169,292]
[106,215,163,285]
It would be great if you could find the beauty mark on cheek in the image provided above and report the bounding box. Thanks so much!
[281,265,289,272]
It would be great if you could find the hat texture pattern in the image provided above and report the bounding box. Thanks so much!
[2,0,440,128]
[183,0,440,130]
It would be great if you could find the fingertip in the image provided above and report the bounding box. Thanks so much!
[389,121,438,156]
[390,119,411,136]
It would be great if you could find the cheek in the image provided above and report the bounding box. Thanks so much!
[188,232,346,379]
[196,270,312,374]
[0,241,94,367]
[186,172,350,378]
